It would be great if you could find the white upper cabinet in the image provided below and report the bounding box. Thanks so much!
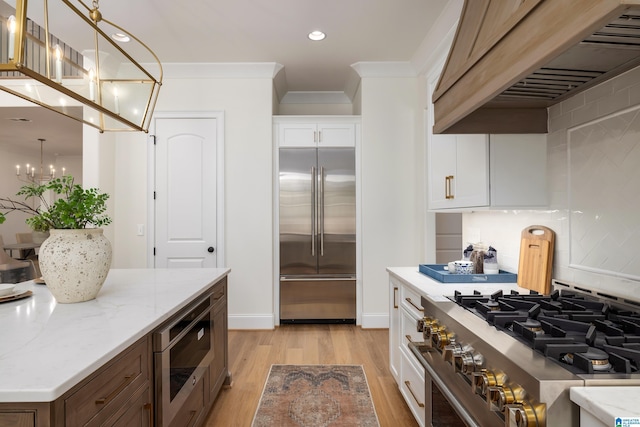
[428,134,490,209]
[428,133,547,210]
[275,118,357,148]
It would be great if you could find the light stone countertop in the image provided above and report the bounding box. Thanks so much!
[571,387,640,426]
[386,266,530,301]
[0,268,230,402]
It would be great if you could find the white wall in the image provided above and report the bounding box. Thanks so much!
[105,69,275,329]
[359,77,425,327]
[462,65,640,296]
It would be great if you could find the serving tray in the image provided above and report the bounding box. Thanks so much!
[419,264,517,283]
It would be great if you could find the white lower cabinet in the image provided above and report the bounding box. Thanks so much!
[400,348,426,427]
[389,275,426,427]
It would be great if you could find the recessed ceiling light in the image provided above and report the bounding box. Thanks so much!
[308,30,326,41]
[112,33,130,43]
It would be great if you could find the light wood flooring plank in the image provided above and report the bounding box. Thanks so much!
[204,324,418,427]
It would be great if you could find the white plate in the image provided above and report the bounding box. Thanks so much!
[0,283,16,296]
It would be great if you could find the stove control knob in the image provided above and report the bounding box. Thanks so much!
[505,401,546,427]
[423,322,443,345]
[442,342,463,364]
[432,329,455,350]
[417,316,435,333]
[454,351,484,375]
[472,370,507,398]
[487,384,526,413]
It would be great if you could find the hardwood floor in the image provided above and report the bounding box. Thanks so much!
[204,324,418,427]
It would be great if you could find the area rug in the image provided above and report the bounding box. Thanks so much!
[252,364,380,427]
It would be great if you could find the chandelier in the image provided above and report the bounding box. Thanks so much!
[16,138,64,183]
[0,0,162,132]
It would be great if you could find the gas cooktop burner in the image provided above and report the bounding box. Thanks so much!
[449,288,640,375]
[562,347,612,372]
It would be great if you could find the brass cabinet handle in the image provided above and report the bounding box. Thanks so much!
[95,374,135,405]
[405,297,423,312]
[404,380,425,408]
[445,175,455,199]
[405,334,414,343]
[393,287,398,309]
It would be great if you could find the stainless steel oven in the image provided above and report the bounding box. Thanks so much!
[410,279,640,427]
[154,292,214,427]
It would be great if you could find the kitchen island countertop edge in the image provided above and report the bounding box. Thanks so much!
[0,268,230,402]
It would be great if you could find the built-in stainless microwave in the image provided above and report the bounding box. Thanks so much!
[154,292,214,426]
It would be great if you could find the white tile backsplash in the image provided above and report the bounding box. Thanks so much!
[462,65,640,298]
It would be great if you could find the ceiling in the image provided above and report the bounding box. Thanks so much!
[1,0,450,156]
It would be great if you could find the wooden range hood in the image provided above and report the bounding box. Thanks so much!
[433,0,640,134]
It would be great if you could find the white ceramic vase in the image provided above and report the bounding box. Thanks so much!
[39,229,112,303]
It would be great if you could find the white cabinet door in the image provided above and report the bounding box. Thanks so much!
[428,134,489,209]
[490,134,547,208]
[318,123,355,147]
[455,134,490,207]
[278,124,317,147]
[428,134,456,208]
[278,123,356,148]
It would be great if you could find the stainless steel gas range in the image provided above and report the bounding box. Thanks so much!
[409,279,640,427]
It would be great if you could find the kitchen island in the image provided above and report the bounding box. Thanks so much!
[0,268,230,427]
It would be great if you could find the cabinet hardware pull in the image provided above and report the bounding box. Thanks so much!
[318,130,322,142]
[405,297,423,312]
[393,287,398,309]
[95,374,135,405]
[405,334,414,343]
[404,380,425,408]
[320,166,325,256]
[445,175,454,199]
[144,402,153,427]
[187,410,198,427]
[311,166,317,256]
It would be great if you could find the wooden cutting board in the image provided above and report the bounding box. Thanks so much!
[517,225,555,294]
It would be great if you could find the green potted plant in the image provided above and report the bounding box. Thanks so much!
[0,176,113,303]
[0,175,112,230]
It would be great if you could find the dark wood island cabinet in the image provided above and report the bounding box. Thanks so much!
[0,269,230,427]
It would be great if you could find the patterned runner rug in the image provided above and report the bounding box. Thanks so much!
[252,364,380,427]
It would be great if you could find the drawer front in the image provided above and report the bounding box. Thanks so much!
[400,285,423,319]
[168,374,205,427]
[400,351,426,427]
[401,307,423,348]
[0,412,35,427]
[65,337,150,426]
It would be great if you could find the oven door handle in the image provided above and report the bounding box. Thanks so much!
[423,353,481,427]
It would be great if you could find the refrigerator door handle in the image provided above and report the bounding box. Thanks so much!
[311,166,316,257]
[320,166,325,256]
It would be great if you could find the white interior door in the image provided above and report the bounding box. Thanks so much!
[154,117,217,268]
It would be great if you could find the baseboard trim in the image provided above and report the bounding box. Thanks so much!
[228,314,275,330]
[361,313,389,329]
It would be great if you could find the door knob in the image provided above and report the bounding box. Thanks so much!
[207,246,215,253]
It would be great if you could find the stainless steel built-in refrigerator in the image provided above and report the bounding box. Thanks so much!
[279,147,356,322]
